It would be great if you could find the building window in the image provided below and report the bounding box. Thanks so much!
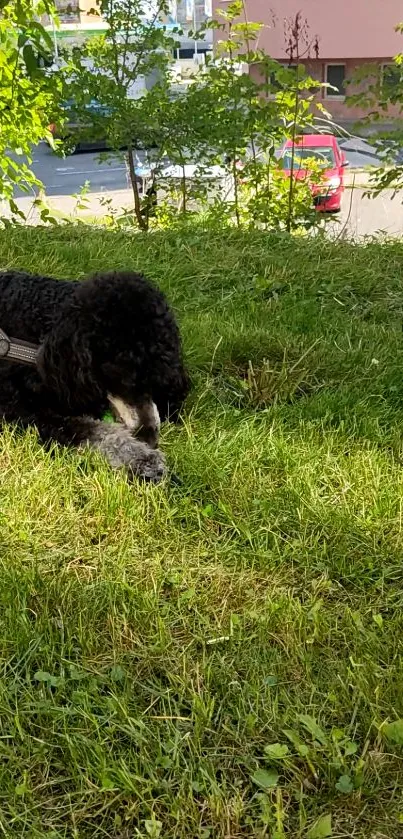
[325,64,346,98]
[55,0,80,23]
[172,47,209,59]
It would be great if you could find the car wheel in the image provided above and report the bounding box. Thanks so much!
[64,141,78,155]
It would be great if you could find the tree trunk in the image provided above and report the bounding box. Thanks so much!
[286,70,300,234]
[232,155,240,228]
[127,145,147,231]
[181,164,187,214]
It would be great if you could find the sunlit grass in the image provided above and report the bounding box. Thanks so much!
[0,225,403,837]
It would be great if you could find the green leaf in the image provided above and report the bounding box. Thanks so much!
[383,719,403,745]
[144,819,162,838]
[179,587,196,602]
[100,774,115,790]
[298,714,328,745]
[34,670,62,688]
[9,199,25,219]
[110,664,125,682]
[306,813,332,838]
[18,32,28,48]
[15,781,29,796]
[69,665,86,681]
[343,740,358,757]
[335,774,353,794]
[30,20,54,51]
[22,44,37,77]
[264,743,289,760]
[251,768,279,790]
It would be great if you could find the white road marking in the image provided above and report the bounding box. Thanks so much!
[56,166,126,175]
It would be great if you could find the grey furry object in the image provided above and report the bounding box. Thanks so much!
[84,421,166,482]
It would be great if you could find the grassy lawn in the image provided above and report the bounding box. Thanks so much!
[1,225,403,838]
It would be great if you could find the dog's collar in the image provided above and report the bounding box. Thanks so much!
[0,327,39,365]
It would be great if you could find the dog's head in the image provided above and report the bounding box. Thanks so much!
[37,271,190,419]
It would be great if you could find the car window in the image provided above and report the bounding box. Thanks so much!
[283,146,335,168]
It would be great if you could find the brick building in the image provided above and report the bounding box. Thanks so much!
[214,0,403,127]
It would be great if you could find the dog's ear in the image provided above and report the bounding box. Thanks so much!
[37,316,102,410]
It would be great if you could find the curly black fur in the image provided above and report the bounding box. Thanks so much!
[0,269,189,481]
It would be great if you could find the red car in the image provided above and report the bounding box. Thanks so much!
[281,134,349,212]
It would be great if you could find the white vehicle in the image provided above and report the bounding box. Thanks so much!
[135,159,234,202]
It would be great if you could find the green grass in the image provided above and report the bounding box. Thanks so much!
[1,225,403,837]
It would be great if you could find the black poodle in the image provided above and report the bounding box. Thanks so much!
[0,268,189,482]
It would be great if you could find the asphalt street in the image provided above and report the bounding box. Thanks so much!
[18,135,385,197]
[15,143,131,198]
[7,137,403,239]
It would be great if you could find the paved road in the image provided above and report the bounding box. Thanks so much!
[20,135,385,196]
[15,143,130,198]
[338,136,387,168]
[339,183,403,240]
[7,139,403,239]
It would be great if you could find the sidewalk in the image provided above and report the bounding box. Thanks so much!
[344,170,377,187]
[3,189,136,225]
[5,170,378,225]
